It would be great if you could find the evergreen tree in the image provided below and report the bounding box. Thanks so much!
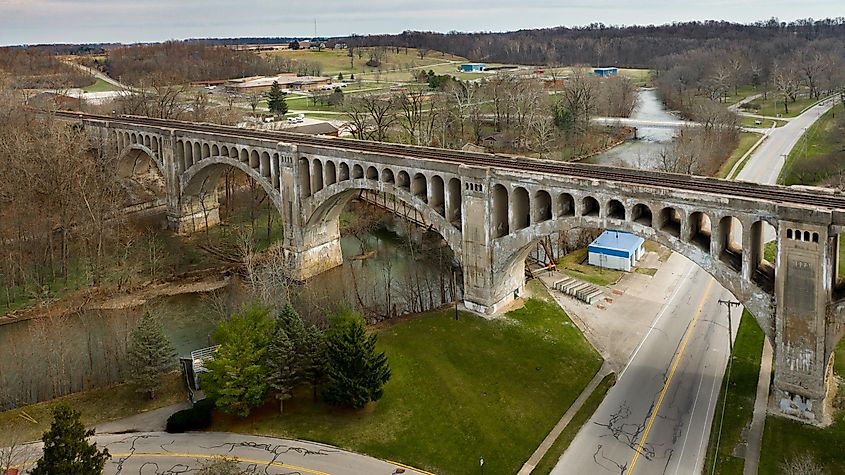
[265,81,288,117]
[31,405,109,475]
[202,305,275,417]
[266,326,297,413]
[350,73,355,80]
[302,325,327,400]
[337,72,344,81]
[126,311,176,399]
[278,302,308,361]
[322,314,390,409]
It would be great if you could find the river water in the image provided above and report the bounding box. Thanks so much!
[0,204,457,409]
[584,88,678,170]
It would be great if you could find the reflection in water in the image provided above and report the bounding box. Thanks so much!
[585,88,678,170]
[0,209,459,409]
[296,217,460,321]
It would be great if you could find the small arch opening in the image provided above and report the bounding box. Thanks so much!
[352,164,364,179]
[366,166,379,181]
[513,187,530,230]
[558,193,575,217]
[492,184,509,238]
[607,199,625,220]
[397,171,411,190]
[631,204,653,226]
[581,196,600,217]
[688,211,712,253]
[382,168,395,184]
[534,190,552,223]
[412,173,428,203]
[658,207,682,238]
[338,162,350,181]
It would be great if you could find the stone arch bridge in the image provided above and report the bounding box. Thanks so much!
[60,111,845,423]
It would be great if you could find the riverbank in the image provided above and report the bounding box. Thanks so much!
[1,281,603,475]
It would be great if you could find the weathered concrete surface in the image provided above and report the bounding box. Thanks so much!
[75,114,845,424]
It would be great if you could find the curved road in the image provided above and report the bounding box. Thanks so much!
[553,97,836,475]
[19,432,429,475]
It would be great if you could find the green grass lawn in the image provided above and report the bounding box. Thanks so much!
[0,372,185,446]
[778,102,845,186]
[723,85,760,106]
[262,47,467,78]
[738,116,786,129]
[719,132,763,178]
[558,248,623,286]
[759,337,845,473]
[211,281,603,475]
[82,78,121,93]
[703,311,765,475]
[532,373,616,474]
[746,94,821,118]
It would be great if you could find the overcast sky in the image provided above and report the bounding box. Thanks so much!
[1,0,842,46]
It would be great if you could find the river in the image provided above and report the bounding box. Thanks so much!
[0,202,457,409]
[584,88,678,170]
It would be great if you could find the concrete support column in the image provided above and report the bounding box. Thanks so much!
[462,175,523,314]
[277,144,344,281]
[169,192,221,235]
[742,220,762,284]
[772,220,832,424]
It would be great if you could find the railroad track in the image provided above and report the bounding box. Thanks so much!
[55,110,845,211]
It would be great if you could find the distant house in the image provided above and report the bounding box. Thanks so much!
[225,74,332,93]
[459,63,487,73]
[588,230,644,272]
[285,121,339,136]
[593,67,619,77]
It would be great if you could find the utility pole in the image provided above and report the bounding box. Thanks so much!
[711,299,741,475]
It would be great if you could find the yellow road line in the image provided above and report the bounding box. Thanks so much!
[626,278,715,474]
[108,452,330,475]
[387,459,436,475]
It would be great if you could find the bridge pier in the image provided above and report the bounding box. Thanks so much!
[167,193,221,235]
[772,220,835,424]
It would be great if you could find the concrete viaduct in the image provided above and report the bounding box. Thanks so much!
[61,111,845,424]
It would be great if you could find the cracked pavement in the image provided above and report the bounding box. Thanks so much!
[19,432,427,475]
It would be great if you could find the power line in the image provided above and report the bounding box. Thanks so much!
[710,299,740,475]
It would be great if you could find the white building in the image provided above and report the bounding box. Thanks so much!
[588,230,645,272]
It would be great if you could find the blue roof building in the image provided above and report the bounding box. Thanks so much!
[588,230,645,271]
[593,67,619,77]
[459,63,487,73]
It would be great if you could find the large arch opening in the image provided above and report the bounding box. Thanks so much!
[116,146,167,224]
[300,182,463,318]
[492,184,509,238]
[181,160,283,245]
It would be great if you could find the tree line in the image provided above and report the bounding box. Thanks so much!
[350,19,845,68]
[0,47,94,89]
[101,42,323,86]
[344,70,636,160]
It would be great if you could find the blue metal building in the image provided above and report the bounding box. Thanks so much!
[588,230,645,271]
[593,67,619,77]
[459,63,487,72]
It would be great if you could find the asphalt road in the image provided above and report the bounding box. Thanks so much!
[553,98,836,475]
[19,432,428,475]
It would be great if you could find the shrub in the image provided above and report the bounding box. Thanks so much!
[165,398,214,433]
